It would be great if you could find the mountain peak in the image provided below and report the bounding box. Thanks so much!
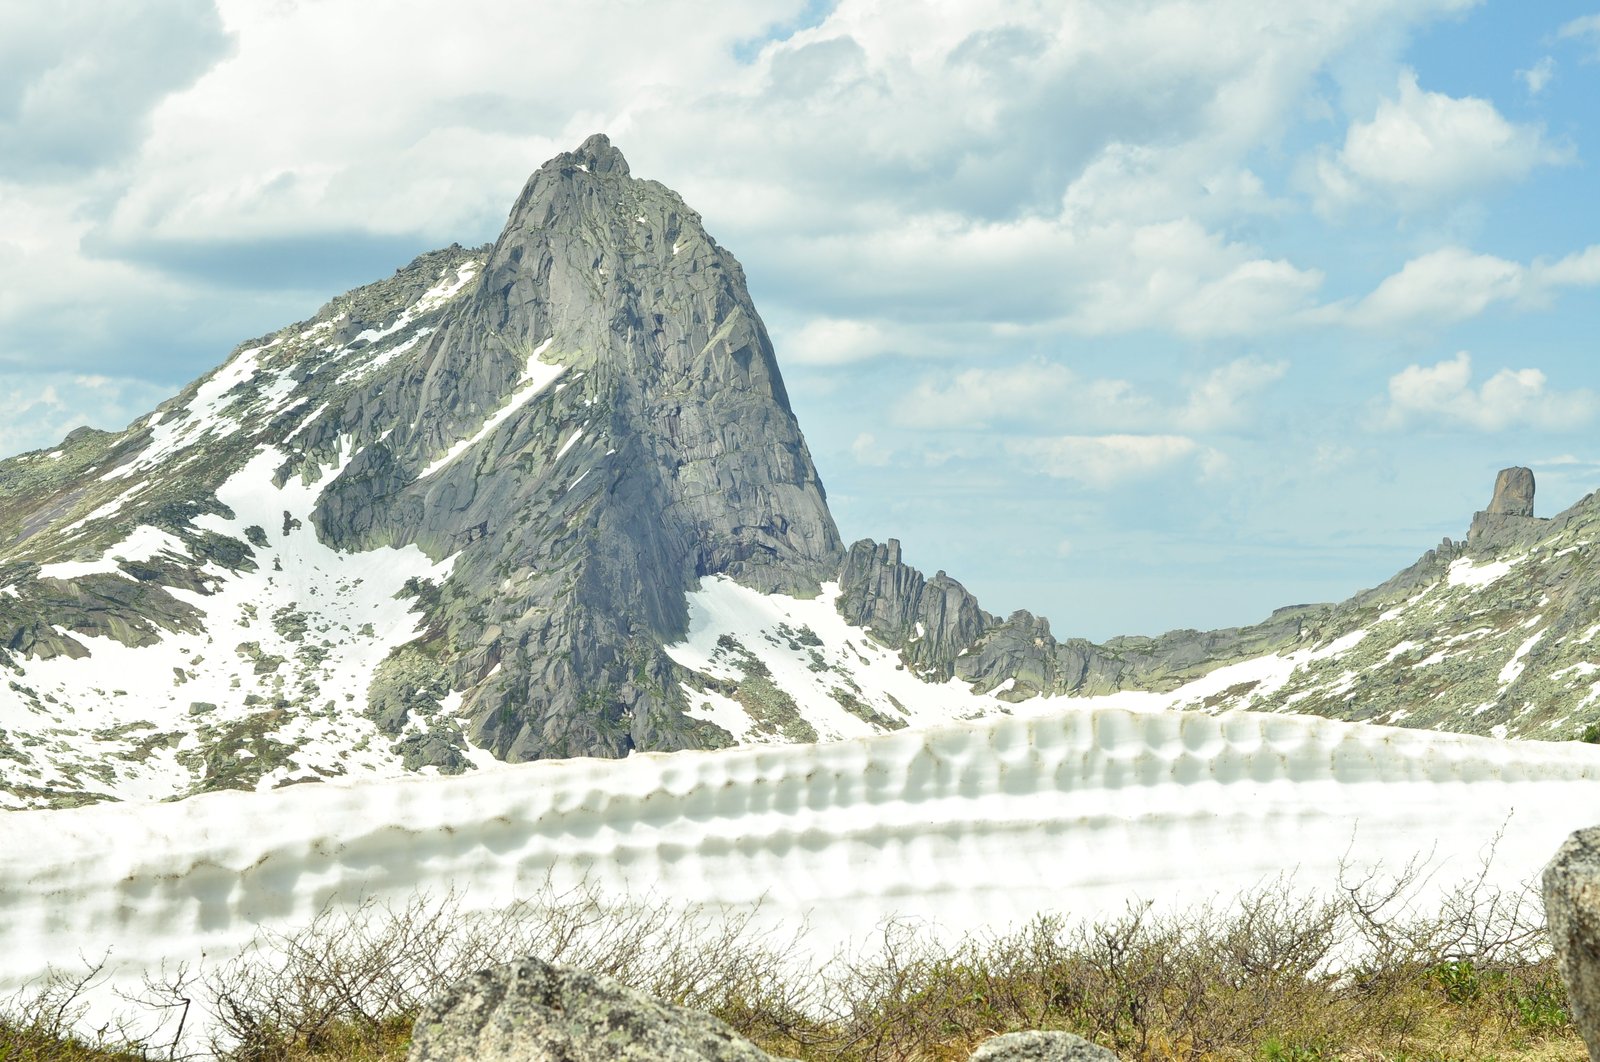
[551,132,631,177]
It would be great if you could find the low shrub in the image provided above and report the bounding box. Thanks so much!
[3,858,1587,1062]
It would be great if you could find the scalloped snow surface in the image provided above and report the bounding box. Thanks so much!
[4,707,1600,1044]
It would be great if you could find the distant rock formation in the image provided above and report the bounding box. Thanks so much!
[1469,465,1548,549]
[1489,466,1536,516]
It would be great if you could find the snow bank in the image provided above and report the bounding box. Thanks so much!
[3,706,1598,1042]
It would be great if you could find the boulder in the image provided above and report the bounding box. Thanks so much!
[407,957,784,1062]
[1543,826,1600,1061]
[969,1031,1122,1061]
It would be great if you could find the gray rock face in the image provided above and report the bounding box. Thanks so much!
[1543,827,1600,1061]
[407,958,781,1062]
[968,1031,1122,1061]
[1490,466,1536,516]
[836,539,995,679]
[305,132,844,763]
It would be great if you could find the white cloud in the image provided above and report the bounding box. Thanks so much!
[783,317,899,366]
[894,361,1136,431]
[1008,434,1203,488]
[1346,244,1600,329]
[1311,69,1567,213]
[896,357,1285,434]
[1519,56,1556,95]
[850,432,891,466]
[1178,358,1289,431]
[1347,248,1524,328]
[1559,14,1600,56]
[0,1,229,180]
[1378,352,1598,432]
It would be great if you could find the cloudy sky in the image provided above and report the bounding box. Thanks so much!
[4,0,1599,639]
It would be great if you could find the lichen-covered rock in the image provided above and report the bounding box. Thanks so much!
[968,1030,1122,1061]
[407,957,784,1062]
[1543,826,1600,1061]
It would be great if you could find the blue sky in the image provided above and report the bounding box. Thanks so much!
[3,1,1599,640]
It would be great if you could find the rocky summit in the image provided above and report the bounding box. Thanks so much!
[2,137,1599,810]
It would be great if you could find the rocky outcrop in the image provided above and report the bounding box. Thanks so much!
[834,539,1314,701]
[1490,466,1536,516]
[1544,827,1600,1061]
[407,957,786,1062]
[1469,465,1548,550]
[836,539,995,679]
[969,1032,1122,1061]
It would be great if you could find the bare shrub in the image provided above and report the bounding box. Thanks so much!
[1,849,1582,1062]
[203,878,811,1061]
[0,956,154,1061]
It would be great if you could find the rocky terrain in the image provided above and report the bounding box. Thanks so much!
[1,136,1597,811]
[828,464,1600,742]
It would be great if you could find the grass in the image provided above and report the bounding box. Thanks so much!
[2,863,1590,1062]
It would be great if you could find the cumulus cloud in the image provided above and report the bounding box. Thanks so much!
[1311,69,1568,214]
[1177,358,1289,431]
[783,317,900,366]
[84,0,1467,332]
[1377,352,1598,432]
[1007,434,1204,488]
[894,361,1137,431]
[850,432,892,466]
[1346,244,1600,329]
[0,0,1557,426]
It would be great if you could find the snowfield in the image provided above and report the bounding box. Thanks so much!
[3,704,1599,1044]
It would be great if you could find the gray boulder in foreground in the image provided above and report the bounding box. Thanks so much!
[1544,826,1600,1061]
[407,957,783,1061]
[969,1031,1122,1061]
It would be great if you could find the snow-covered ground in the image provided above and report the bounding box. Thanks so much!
[0,444,454,803]
[4,705,1598,1044]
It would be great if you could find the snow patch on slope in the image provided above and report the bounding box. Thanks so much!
[0,444,453,806]
[418,337,566,479]
[36,526,189,581]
